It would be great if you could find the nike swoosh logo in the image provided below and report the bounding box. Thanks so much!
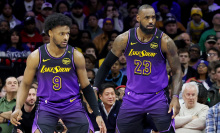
[70,98,76,103]
[131,42,137,45]
[42,59,50,62]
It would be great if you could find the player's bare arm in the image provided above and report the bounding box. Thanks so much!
[11,50,39,126]
[74,49,90,88]
[111,31,129,57]
[161,33,181,118]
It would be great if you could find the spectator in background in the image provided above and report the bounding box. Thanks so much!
[201,35,218,60]
[0,77,18,133]
[174,33,193,48]
[35,2,53,33]
[187,6,209,44]
[115,85,126,102]
[89,83,121,133]
[215,38,220,50]
[41,30,49,44]
[206,101,220,132]
[84,54,98,74]
[81,30,92,44]
[199,13,220,53]
[70,2,86,30]
[87,69,95,85]
[93,18,114,54]
[207,47,220,62]
[1,29,31,62]
[68,21,81,48]
[188,44,201,70]
[0,20,10,45]
[12,86,37,133]
[105,60,127,86]
[84,43,98,59]
[98,5,123,32]
[0,3,21,29]
[186,60,209,87]
[156,13,186,33]
[163,15,183,39]
[55,0,70,14]
[208,63,220,107]
[13,0,34,21]
[32,0,44,16]
[207,61,220,87]
[20,16,42,52]
[178,48,197,83]
[123,7,138,31]
[175,82,209,133]
[86,14,103,40]
[83,0,103,17]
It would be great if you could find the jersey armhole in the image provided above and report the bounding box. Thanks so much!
[72,47,76,70]
[37,46,42,70]
[124,29,131,54]
[159,32,166,60]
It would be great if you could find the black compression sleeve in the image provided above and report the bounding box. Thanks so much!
[82,84,101,117]
[94,51,119,89]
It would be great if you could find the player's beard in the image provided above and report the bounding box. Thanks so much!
[53,37,67,49]
[139,22,156,35]
[25,101,35,106]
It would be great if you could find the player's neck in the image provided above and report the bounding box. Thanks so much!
[137,28,154,42]
[24,104,35,113]
[47,43,66,58]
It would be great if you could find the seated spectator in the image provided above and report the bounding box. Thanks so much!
[70,2,86,30]
[0,77,18,133]
[0,29,31,62]
[206,102,220,132]
[84,54,98,74]
[84,43,98,59]
[175,82,209,133]
[83,0,103,17]
[201,35,218,60]
[186,60,209,89]
[80,30,92,44]
[174,33,193,48]
[21,16,43,52]
[199,13,220,53]
[55,0,70,14]
[156,13,186,33]
[86,14,103,40]
[163,15,183,39]
[105,60,127,86]
[187,6,209,44]
[98,5,123,32]
[208,0,220,12]
[0,3,21,29]
[0,20,10,46]
[87,69,95,86]
[215,37,220,50]
[206,61,220,87]
[208,63,220,107]
[68,21,82,48]
[123,7,138,31]
[41,30,49,44]
[207,47,220,62]
[12,86,37,133]
[35,2,53,33]
[93,18,114,54]
[178,48,197,83]
[188,44,201,70]
[89,82,121,133]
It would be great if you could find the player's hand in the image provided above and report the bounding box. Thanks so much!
[96,115,107,133]
[10,109,22,126]
[168,96,180,119]
[17,129,23,133]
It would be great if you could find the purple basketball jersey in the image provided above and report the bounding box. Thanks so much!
[36,44,80,107]
[124,28,168,93]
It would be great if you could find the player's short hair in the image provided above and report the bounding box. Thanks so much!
[44,13,72,35]
[138,4,154,14]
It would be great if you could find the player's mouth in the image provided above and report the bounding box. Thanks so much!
[62,42,67,45]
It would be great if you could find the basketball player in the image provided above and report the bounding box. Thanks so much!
[94,5,181,133]
[10,13,106,133]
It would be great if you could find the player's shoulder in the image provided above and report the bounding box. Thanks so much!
[114,30,129,44]
[26,49,40,68]
[161,33,173,44]
[73,49,84,59]
[28,49,39,60]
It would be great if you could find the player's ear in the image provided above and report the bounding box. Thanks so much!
[136,14,140,22]
[48,30,52,37]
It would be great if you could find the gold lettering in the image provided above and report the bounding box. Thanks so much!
[40,65,71,73]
